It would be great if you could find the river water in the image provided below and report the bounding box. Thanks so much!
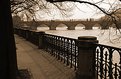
[37,26,121,48]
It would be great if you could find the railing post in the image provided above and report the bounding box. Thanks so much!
[76,36,98,79]
[25,30,29,40]
[38,31,45,49]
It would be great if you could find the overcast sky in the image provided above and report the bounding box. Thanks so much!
[26,0,121,20]
[54,0,120,19]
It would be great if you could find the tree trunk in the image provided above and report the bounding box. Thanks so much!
[0,0,18,79]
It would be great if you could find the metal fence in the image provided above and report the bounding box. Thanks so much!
[95,43,121,79]
[43,34,78,70]
[14,28,121,79]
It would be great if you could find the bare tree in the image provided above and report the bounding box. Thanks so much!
[10,0,121,28]
[11,0,76,21]
[11,0,121,41]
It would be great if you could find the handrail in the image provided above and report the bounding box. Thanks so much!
[14,28,121,79]
[43,33,78,70]
[94,43,121,79]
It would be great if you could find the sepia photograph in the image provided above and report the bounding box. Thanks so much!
[1,0,121,79]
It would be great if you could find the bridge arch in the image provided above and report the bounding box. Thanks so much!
[92,23,101,29]
[56,23,68,30]
[37,24,49,31]
[75,24,85,30]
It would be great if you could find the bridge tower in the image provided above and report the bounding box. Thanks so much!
[98,21,110,29]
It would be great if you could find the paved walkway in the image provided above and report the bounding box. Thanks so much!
[15,35,76,79]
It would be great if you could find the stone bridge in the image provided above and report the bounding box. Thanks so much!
[14,19,121,30]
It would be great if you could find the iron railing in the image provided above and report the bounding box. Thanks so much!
[14,29,40,46]
[95,43,121,79]
[14,28,121,79]
[43,34,78,70]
